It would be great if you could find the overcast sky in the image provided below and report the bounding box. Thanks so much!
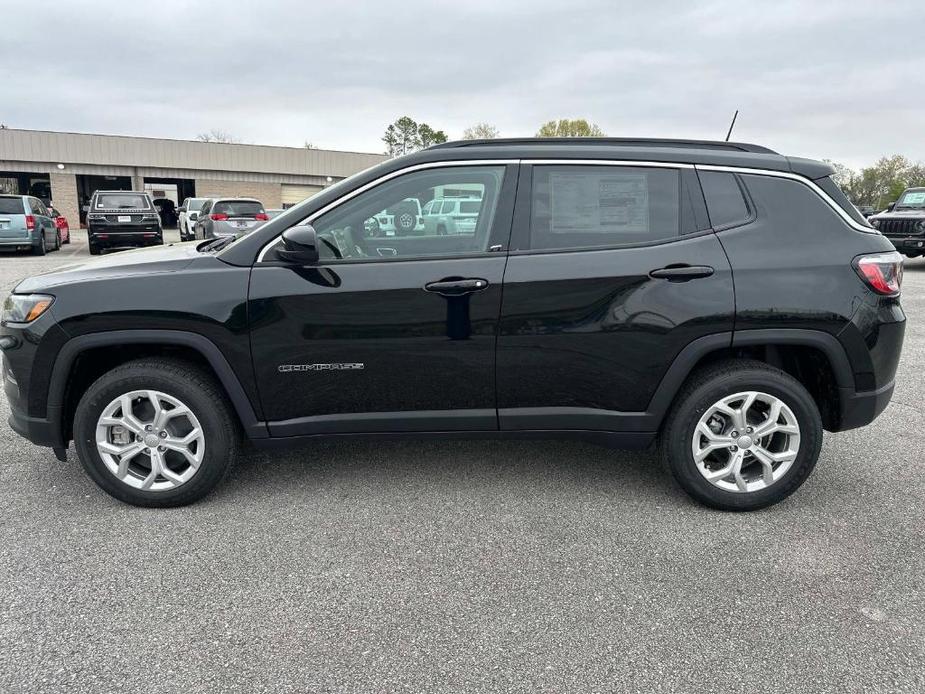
[2,0,922,168]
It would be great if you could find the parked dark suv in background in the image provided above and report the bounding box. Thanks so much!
[869,187,925,257]
[86,190,162,255]
[0,138,905,510]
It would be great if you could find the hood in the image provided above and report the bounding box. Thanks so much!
[13,241,207,293]
[870,209,925,221]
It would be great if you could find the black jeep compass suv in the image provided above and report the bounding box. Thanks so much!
[0,138,905,510]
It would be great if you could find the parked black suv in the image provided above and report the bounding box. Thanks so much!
[86,190,163,255]
[869,187,925,257]
[0,138,905,510]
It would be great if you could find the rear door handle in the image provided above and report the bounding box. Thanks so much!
[424,278,490,296]
[649,265,715,282]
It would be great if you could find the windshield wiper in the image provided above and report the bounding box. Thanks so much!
[200,236,236,252]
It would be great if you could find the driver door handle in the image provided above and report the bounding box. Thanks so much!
[649,264,715,282]
[424,278,490,296]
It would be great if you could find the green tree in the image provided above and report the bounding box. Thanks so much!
[418,123,448,149]
[536,118,605,137]
[462,122,500,140]
[382,117,447,157]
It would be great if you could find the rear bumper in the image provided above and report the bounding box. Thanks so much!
[837,380,895,431]
[89,228,162,248]
[0,234,39,247]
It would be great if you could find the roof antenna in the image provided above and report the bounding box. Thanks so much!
[724,110,739,142]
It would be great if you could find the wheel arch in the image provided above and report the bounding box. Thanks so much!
[647,329,854,431]
[49,330,267,443]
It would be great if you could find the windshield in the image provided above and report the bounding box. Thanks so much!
[0,197,25,214]
[95,193,149,210]
[896,190,925,208]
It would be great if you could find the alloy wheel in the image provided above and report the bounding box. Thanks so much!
[95,389,206,491]
[691,391,801,493]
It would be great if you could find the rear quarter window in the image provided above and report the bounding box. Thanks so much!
[0,198,25,214]
[699,171,753,229]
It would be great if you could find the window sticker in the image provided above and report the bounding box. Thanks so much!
[900,191,925,205]
[550,171,649,234]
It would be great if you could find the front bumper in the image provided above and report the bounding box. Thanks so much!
[885,236,925,254]
[8,405,64,448]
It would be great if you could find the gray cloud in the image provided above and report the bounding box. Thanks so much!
[2,0,922,167]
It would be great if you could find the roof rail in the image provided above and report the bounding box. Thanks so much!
[429,137,778,155]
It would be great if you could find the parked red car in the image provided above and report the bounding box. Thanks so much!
[47,206,71,244]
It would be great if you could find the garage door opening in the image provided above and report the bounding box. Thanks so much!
[76,175,132,226]
[144,177,195,228]
[0,171,52,202]
[281,183,323,209]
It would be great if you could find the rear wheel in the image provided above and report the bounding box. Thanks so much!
[53,230,61,251]
[89,243,100,255]
[73,359,239,507]
[660,360,823,511]
[32,232,47,255]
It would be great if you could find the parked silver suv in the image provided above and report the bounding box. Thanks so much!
[193,198,268,239]
[422,196,482,235]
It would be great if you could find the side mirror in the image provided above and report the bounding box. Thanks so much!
[278,224,320,264]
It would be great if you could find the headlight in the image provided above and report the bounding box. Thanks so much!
[870,218,880,228]
[2,294,55,324]
[916,220,925,232]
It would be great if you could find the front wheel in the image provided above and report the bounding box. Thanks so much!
[660,360,823,511]
[73,358,239,507]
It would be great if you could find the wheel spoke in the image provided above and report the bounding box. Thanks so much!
[731,450,748,492]
[119,395,145,433]
[751,446,780,486]
[162,433,203,468]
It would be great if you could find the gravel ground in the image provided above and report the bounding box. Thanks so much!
[1,230,923,693]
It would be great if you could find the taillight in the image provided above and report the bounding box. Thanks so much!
[55,217,66,229]
[254,213,269,221]
[854,251,903,297]
[25,215,35,230]
[210,213,228,221]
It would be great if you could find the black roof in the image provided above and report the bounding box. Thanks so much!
[422,137,833,179]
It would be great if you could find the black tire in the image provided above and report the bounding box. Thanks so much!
[660,359,823,511]
[63,233,70,244]
[73,358,239,507]
[436,224,447,236]
[53,230,61,251]
[32,232,47,256]
[89,243,100,255]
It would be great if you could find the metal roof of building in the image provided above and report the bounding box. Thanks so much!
[0,128,386,178]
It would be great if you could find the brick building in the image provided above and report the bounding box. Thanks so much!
[0,128,386,227]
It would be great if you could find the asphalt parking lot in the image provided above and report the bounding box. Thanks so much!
[1,230,923,693]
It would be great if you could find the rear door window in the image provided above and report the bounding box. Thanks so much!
[698,171,753,229]
[0,198,25,214]
[528,165,681,250]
